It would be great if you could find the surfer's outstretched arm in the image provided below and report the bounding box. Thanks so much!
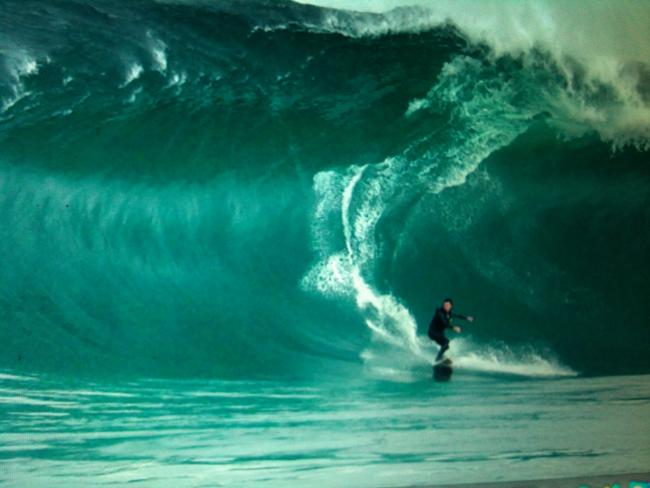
[451,312,474,322]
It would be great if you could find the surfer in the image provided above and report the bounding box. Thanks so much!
[428,298,474,362]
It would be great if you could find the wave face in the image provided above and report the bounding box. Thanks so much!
[1,0,649,379]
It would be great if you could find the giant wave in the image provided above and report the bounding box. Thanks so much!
[1,0,649,379]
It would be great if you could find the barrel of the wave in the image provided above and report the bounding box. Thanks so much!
[433,358,453,382]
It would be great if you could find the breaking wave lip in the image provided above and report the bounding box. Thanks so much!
[293,0,650,150]
[293,0,650,71]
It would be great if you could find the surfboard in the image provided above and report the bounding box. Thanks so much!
[433,358,453,381]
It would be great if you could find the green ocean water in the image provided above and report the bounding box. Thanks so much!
[1,372,650,487]
[1,0,650,485]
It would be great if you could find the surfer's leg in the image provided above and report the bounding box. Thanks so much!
[435,343,449,361]
[434,336,449,361]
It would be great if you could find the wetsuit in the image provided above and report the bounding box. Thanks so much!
[428,307,470,361]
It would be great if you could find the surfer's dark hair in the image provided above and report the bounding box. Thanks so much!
[443,297,453,305]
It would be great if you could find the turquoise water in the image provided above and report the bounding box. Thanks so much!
[2,0,650,485]
[2,371,650,487]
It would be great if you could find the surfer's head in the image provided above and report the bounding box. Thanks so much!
[442,298,453,312]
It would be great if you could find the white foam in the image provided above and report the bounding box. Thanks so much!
[303,160,434,366]
[122,62,144,87]
[146,31,168,72]
[450,339,578,378]
[1,90,31,112]
[152,47,167,72]
[166,71,187,88]
[0,372,37,382]
[47,389,134,398]
[0,395,76,408]
[0,49,39,112]
[125,86,143,104]
[360,336,577,381]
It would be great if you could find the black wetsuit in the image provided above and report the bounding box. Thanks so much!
[428,307,470,361]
